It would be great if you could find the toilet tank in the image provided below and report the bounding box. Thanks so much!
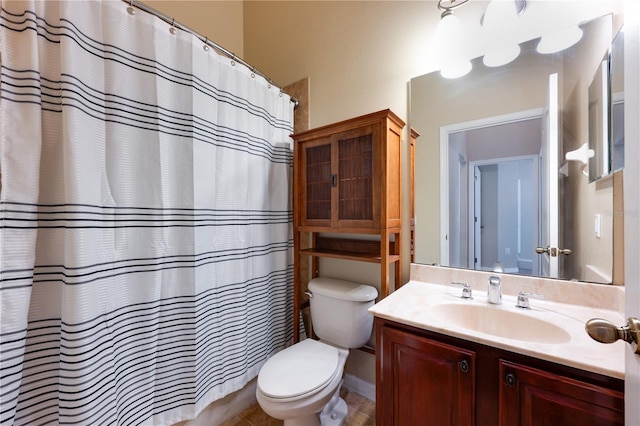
[308,277,378,348]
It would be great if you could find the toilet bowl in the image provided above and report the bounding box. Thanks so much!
[256,339,349,425]
[255,277,378,426]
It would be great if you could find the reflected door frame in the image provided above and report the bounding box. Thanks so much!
[440,108,544,267]
[467,155,539,272]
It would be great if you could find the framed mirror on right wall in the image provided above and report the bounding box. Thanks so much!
[410,13,625,285]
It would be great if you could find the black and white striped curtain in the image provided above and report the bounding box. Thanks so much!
[0,1,294,424]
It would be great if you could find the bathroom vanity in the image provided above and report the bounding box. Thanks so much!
[370,267,625,425]
[375,318,623,425]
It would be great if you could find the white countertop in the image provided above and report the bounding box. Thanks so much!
[369,280,626,379]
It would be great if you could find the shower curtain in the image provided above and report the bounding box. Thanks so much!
[0,1,294,425]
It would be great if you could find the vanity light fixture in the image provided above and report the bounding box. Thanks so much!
[435,0,472,79]
[536,25,583,54]
[482,0,522,67]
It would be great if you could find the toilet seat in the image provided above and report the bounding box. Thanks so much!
[258,339,340,400]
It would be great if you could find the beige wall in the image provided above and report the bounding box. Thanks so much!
[242,1,444,291]
[145,0,244,57]
[243,1,442,129]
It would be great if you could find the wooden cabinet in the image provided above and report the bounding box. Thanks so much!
[295,109,402,232]
[375,318,624,426]
[378,325,475,425]
[292,110,404,342]
[499,360,624,426]
[300,125,380,230]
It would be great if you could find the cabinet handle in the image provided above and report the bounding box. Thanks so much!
[330,174,337,187]
[459,359,469,373]
[505,373,516,387]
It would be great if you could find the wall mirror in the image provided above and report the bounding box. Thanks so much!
[411,13,623,285]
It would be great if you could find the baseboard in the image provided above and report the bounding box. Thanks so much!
[343,373,376,402]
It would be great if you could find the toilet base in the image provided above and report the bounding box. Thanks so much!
[283,414,321,426]
[280,382,348,426]
[318,384,347,426]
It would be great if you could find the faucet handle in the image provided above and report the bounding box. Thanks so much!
[516,290,544,309]
[451,282,473,299]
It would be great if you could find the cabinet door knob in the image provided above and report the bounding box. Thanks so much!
[459,359,469,373]
[505,373,516,387]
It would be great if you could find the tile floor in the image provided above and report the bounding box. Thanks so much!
[219,388,376,426]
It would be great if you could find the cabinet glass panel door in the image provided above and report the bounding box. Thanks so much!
[338,134,373,221]
[305,144,332,220]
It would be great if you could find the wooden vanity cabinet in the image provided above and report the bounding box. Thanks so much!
[375,318,624,426]
[377,324,475,425]
[499,360,624,426]
[292,110,404,342]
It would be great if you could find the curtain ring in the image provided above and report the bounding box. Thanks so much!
[251,67,256,79]
[230,54,236,66]
[203,37,210,51]
[127,0,136,15]
[169,18,177,35]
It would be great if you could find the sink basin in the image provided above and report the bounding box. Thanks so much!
[430,303,571,344]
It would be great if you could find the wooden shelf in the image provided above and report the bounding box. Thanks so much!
[299,248,400,263]
[299,236,399,263]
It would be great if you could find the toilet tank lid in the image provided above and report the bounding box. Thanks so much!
[308,277,378,302]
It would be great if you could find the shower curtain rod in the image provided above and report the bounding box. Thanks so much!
[123,0,299,107]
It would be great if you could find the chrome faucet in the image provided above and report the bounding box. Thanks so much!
[516,290,544,309]
[451,282,473,299]
[487,276,502,305]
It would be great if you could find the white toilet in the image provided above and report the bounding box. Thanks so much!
[256,277,378,426]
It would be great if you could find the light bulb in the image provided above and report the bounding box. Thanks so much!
[441,60,472,79]
[434,11,472,79]
[482,0,521,67]
[537,26,583,54]
[483,44,521,67]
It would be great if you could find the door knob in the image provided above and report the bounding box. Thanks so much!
[535,246,572,256]
[585,317,640,354]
